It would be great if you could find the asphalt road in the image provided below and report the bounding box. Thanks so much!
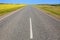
[0,6,60,40]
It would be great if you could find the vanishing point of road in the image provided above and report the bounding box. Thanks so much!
[0,6,60,40]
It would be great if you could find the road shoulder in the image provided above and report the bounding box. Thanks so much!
[34,7,60,21]
[0,7,25,21]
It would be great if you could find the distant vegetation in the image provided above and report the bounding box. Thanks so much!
[0,3,26,16]
[49,4,60,6]
[37,4,60,6]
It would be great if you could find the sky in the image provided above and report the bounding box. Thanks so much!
[0,0,60,4]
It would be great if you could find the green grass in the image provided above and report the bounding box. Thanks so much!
[41,7,60,15]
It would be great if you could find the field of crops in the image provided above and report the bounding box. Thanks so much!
[0,4,26,16]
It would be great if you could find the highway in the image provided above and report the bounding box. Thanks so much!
[0,6,60,40]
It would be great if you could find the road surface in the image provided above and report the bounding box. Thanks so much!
[0,6,60,40]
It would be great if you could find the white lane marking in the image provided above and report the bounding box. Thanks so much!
[30,18,33,39]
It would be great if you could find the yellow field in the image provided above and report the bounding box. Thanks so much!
[0,4,26,16]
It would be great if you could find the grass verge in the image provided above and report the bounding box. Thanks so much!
[35,4,60,20]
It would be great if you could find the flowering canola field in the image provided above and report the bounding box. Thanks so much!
[0,4,26,16]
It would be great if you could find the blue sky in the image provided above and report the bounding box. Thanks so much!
[0,0,60,4]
